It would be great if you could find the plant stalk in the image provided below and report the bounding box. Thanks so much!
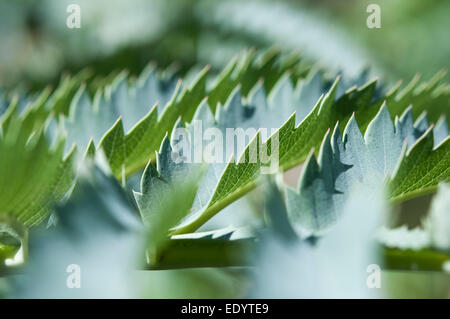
[145,238,255,270]
[382,247,450,272]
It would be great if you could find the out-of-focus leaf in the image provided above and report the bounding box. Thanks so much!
[61,50,309,180]
[0,107,75,228]
[12,163,142,298]
[62,67,181,175]
[12,159,244,298]
[45,69,93,115]
[251,188,384,298]
[1,90,52,139]
[382,270,450,298]
[198,0,376,77]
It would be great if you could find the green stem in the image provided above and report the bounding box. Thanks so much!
[146,238,255,270]
[0,263,23,277]
[382,247,450,272]
[146,240,450,271]
[170,181,257,236]
[2,243,450,274]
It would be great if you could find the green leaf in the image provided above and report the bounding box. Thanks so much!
[347,71,450,135]
[48,49,448,188]
[99,49,314,179]
[45,69,93,116]
[207,48,307,112]
[142,68,447,235]
[0,110,75,228]
[386,71,450,124]
[284,105,448,236]
[133,136,205,254]
[60,49,308,180]
[161,77,332,235]
[388,129,449,202]
[212,73,446,229]
[62,67,181,176]
[11,159,243,297]
[172,226,254,241]
[169,75,369,233]
[32,51,443,238]
[1,89,52,139]
[0,50,314,239]
[135,138,255,269]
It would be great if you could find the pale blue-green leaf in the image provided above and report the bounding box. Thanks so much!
[285,105,409,237]
[251,188,384,298]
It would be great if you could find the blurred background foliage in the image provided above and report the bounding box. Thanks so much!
[0,0,448,95]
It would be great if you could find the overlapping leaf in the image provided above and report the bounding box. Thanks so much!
[134,140,255,268]
[0,50,310,244]
[388,127,449,202]
[138,70,336,235]
[169,69,449,234]
[0,50,448,244]
[62,67,181,176]
[58,50,309,180]
[252,187,383,298]
[0,90,52,140]
[6,158,246,296]
[284,105,449,237]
